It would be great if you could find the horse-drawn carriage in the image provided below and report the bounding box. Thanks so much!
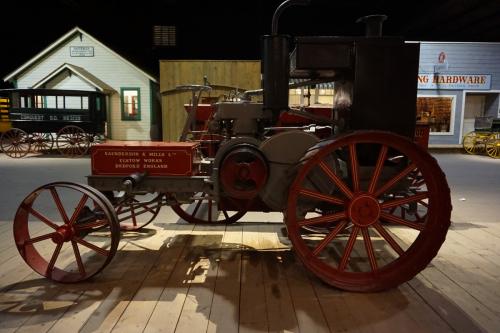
[0,88,106,157]
[11,0,451,292]
[462,116,500,158]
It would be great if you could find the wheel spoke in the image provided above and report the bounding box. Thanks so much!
[23,232,57,245]
[361,228,378,271]
[69,194,89,225]
[319,161,353,199]
[374,163,417,198]
[74,237,109,257]
[50,187,70,223]
[368,145,388,193]
[71,241,86,276]
[312,221,348,256]
[47,243,63,276]
[380,212,424,231]
[338,226,359,271]
[130,204,137,227]
[349,143,360,192]
[372,222,404,255]
[381,192,429,209]
[208,199,213,222]
[24,204,59,229]
[298,211,347,227]
[192,198,203,217]
[298,188,345,205]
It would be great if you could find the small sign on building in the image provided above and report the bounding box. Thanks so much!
[418,74,491,90]
[70,46,94,57]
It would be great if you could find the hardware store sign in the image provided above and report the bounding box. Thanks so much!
[418,74,491,90]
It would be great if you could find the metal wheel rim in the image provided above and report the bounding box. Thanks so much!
[13,182,120,282]
[486,133,500,158]
[56,125,90,157]
[0,128,30,158]
[30,132,54,153]
[115,193,163,231]
[285,131,451,291]
[171,192,246,224]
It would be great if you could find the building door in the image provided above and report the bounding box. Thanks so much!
[463,94,486,136]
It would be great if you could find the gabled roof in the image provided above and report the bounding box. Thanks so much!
[3,27,157,83]
[32,63,116,94]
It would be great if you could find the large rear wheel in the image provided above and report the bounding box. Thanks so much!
[285,131,451,292]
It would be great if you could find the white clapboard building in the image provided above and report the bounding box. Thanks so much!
[3,27,160,140]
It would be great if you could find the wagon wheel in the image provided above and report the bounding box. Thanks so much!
[114,193,163,231]
[462,131,483,155]
[285,131,451,292]
[14,182,120,282]
[88,133,104,148]
[30,132,54,153]
[0,128,30,158]
[171,192,246,224]
[386,170,428,223]
[56,125,90,157]
[486,133,500,158]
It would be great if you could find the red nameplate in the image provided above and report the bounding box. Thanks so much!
[91,141,200,176]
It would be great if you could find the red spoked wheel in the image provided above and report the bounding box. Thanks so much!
[0,128,30,158]
[285,131,451,292]
[115,193,163,231]
[171,192,246,224]
[56,125,90,157]
[30,132,54,154]
[14,182,120,282]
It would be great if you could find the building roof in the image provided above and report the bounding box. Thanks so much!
[3,27,157,83]
[32,63,116,94]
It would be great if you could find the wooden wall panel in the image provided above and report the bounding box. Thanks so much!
[159,60,261,141]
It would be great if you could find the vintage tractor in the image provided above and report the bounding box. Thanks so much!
[12,0,451,292]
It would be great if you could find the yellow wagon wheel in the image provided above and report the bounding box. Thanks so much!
[462,131,480,155]
[486,133,500,159]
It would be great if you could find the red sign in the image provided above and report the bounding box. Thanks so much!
[91,141,200,176]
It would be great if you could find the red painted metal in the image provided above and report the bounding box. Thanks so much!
[183,104,216,128]
[13,182,120,282]
[115,193,163,231]
[91,141,200,176]
[414,123,430,149]
[171,193,246,224]
[285,131,451,292]
[219,147,268,199]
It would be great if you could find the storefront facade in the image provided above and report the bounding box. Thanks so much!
[417,42,500,146]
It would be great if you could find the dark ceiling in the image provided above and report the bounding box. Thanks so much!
[1,0,500,84]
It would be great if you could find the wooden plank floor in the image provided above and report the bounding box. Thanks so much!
[0,209,499,333]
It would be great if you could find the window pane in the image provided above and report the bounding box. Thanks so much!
[46,96,56,108]
[57,96,64,108]
[35,95,45,108]
[65,96,83,109]
[124,90,139,116]
[82,96,89,109]
[417,96,453,133]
